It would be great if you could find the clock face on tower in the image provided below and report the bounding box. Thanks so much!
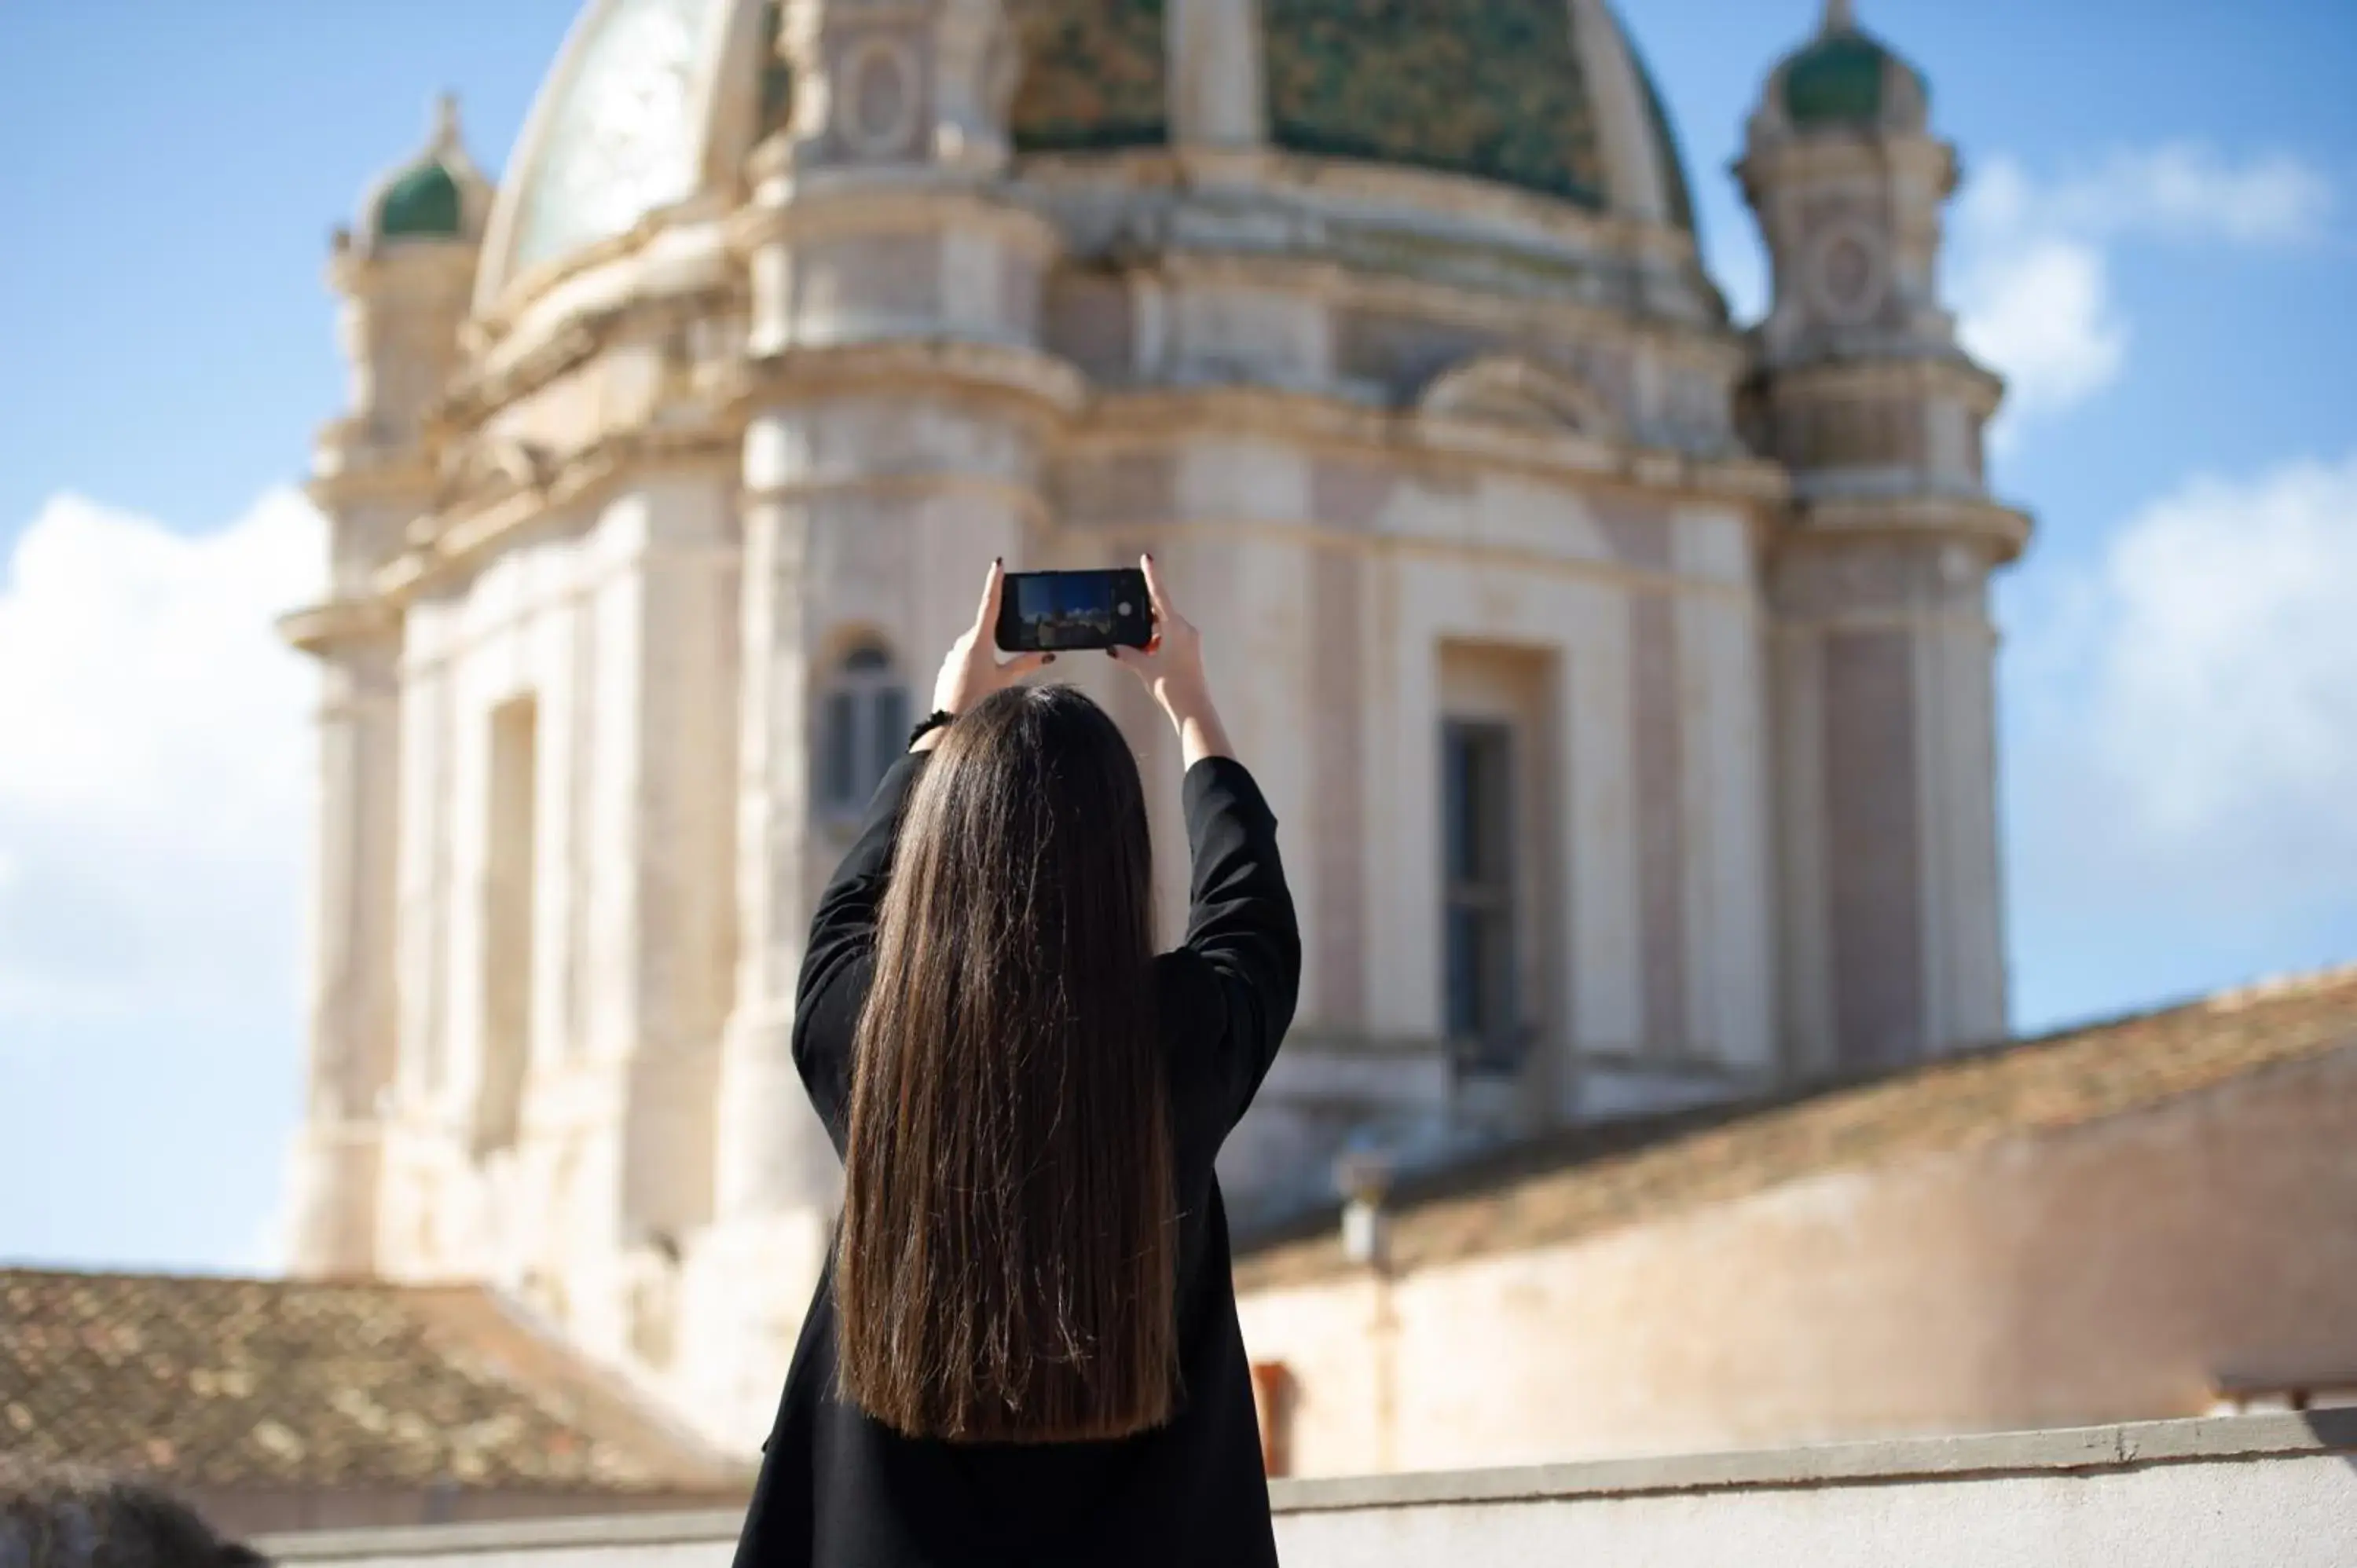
[1808,223,1888,326]
[512,0,713,276]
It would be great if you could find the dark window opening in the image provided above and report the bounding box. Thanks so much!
[819,643,910,816]
[1442,720,1521,1072]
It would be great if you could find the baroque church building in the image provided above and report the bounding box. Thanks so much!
[285,0,2029,1449]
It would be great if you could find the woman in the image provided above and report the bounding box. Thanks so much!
[734,555,1301,1568]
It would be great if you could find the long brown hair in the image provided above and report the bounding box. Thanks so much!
[835,683,1178,1442]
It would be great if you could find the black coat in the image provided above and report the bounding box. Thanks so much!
[731,751,1303,1568]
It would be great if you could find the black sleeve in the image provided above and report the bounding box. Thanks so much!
[1171,757,1303,1133]
[790,752,929,1149]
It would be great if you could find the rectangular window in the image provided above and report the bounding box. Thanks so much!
[477,696,537,1158]
[821,688,858,810]
[1442,720,1519,1072]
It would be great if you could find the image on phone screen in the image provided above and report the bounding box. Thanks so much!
[998,570,1151,652]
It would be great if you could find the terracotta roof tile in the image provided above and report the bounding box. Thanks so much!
[1235,964,2357,1291]
[0,1273,747,1497]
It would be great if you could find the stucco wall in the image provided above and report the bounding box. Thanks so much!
[1238,1046,2357,1475]
[254,1414,2357,1568]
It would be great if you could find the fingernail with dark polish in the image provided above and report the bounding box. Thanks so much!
[1043,654,1057,664]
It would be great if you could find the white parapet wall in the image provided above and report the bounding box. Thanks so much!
[258,1412,2357,1568]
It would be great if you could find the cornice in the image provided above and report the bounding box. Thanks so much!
[724,181,1065,262]
[470,195,735,342]
[1078,385,1788,508]
[1014,144,1704,274]
[306,465,438,513]
[433,319,604,432]
[1147,247,1747,379]
[378,422,739,603]
[1790,490,2033,562]
[306,424,438,511]
[279,597,401,657]
[722,338,1087,421]
[1736,133,1959,203]
[1761,350,2005,415]
[327,239,478,301]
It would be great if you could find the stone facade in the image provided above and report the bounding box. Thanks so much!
[285,2,2027,1450]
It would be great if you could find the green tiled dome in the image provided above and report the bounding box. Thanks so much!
[376,160,466,240]
[1634,47,1699,236]
[1263,0,1608,208]
[1009,0,1170,152]
[1003,0,1699,231]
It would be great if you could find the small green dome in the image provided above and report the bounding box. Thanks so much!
[1773,7,1930,135]
[1785,34,1925,129]
[377,159,466,239]
[355,95,485,251]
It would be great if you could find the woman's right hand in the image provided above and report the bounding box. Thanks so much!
[1112,554,1233,766]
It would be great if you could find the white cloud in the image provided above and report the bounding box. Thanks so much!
[2010,454,2357,926]
[1954,145,2332,448]
[1956,236,2128,432]
[1975,144,2333,248]
[0,489,324,1023]
[2091,456,2357,852]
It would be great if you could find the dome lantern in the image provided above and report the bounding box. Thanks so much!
[351,94,493,255]
[1757,0,1930,139]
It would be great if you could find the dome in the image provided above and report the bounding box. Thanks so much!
[490,0,737,288]
[1011,0,1699,229]
[355,96,492,251]
[478,0,1703,306]
[1765,1,1930,136]
[379,163,464,240]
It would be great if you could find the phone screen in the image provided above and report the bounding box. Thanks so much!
[997,570,1153,652]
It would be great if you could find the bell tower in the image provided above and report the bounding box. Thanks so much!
[1739,4,2030,1071]
[285,97,490,1276]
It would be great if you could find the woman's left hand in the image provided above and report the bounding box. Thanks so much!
[918,559,1054,747]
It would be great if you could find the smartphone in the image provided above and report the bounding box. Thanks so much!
[995,568,1155,653]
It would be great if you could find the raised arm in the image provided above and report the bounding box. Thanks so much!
[1176,757,1300,1125]
[1116,555,1302,1127]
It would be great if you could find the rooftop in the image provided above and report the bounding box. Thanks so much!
[0,1272,748,1500]
[1237,964,2357,1290]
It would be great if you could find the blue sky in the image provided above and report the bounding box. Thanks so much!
[2,1,2353,1273]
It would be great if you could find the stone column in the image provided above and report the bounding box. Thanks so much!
[715,460,833,1226]
[284,614,402,1277]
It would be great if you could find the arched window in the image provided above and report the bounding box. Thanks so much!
[818,641,911,815]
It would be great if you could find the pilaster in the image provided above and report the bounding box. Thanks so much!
[284,622,403,1277]
[684,0,1075,1445]
[1170,0,1266,151]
